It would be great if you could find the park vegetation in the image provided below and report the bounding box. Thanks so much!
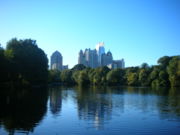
[0,38,48,86]
[49,56,180,87]
[0,38,179,88]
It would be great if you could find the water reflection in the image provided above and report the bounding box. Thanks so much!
[156,87,180,121]
[0,86,180,134]
[75,86,180,128]
[49,87,62,116]
[0,86,48,135]
[75,86,114,129]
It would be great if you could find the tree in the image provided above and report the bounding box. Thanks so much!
[92,66,110,85]
[167,56,180,87]
[78,70,90,86]
[138,69,150,86]
[158,56,171,69]
[0,47,8,82]
[141,63,149,69]
[48,70,61,83]
[71,64,86,71]
[60,69,73,84]
[5,38,48,84]
[127,72,138,86]
[106,69,125,85]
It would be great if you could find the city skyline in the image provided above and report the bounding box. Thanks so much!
[78,42,125,69]
[0,0,180,68]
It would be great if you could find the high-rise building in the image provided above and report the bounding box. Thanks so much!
[51,51,69,71]
[107,59,125,69]
[78,42,125,69]
[101,51,113,66]
[96,42,105,66]
[78,49,98,68]
[51,51,62,70]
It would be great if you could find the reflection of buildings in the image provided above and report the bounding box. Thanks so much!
[49,88,62,116]
[76,87,113,129]
[50,51,68,71]
[78,42,125,69]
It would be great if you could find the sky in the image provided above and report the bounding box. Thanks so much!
[0,0,180,68]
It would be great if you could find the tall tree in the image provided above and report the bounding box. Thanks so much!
[167,56,180,87]
[5,38,48,84]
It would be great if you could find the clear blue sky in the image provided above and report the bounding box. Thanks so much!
[0,0,180,68]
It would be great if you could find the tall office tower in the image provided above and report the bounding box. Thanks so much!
[96,42,105,66]
[78,42,125,69]
[78,50,86,66]
[78,49,98,68]
[101,51,113,66]
[50,51,63,70]
[121,59,125,68]
[88,49,98,68]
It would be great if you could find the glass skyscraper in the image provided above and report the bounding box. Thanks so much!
[50,51,63,70]
[96,42,105,66]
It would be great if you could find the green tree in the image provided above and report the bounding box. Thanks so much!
[71,64,86,71]
[167,56,180,87]
[92,66,110,85]
[48,70,61,83]
[106,68,125,85]
[78,70,90,86]
[138,69,150,86]
[5,38,48,84]
[127,72,138,86]
[60,69,73,84]
[158,56,171,69]
[141,63,149,69]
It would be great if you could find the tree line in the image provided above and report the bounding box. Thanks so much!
[0,38,179,87]
[49,56,180,87]
[0,38,48,85]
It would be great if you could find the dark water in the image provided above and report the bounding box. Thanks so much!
[0,86,180,135]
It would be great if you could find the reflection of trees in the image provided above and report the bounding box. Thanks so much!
[75,86,114,129]
[49,87,62,116]
[156,87,180,120]
[126,86,180,121]
[0,86,48,135]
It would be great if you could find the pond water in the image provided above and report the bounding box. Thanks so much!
[0,86,180,135]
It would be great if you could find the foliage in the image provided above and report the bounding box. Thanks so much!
[48,70,61,83]
[0,38,48,85]
[48,55,180,88]
[106,69,125,85]
[71,64,86,71]
[60,69,73,84]
[167,56,180,87]
[1,38,180,88]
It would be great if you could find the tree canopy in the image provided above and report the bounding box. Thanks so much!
[0,38,48,85]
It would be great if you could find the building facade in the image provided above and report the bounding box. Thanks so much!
[51,51,68,71]
[51,51,62,70]
[78,42,125,69]
[101,51,113,66]
[107,59,125,69]
[96,42,105,66]
[78,48,98,68]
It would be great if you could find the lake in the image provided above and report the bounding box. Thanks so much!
[0,86,180,135]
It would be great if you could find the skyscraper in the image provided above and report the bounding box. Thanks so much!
[96,42,105,66]
[78,49,98,68]
[107,59,125,69]
[101,51,113,66]
[50,51,63,70]
[78,42,125,69]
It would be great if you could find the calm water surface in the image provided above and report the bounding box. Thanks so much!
[0,86,180,135]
